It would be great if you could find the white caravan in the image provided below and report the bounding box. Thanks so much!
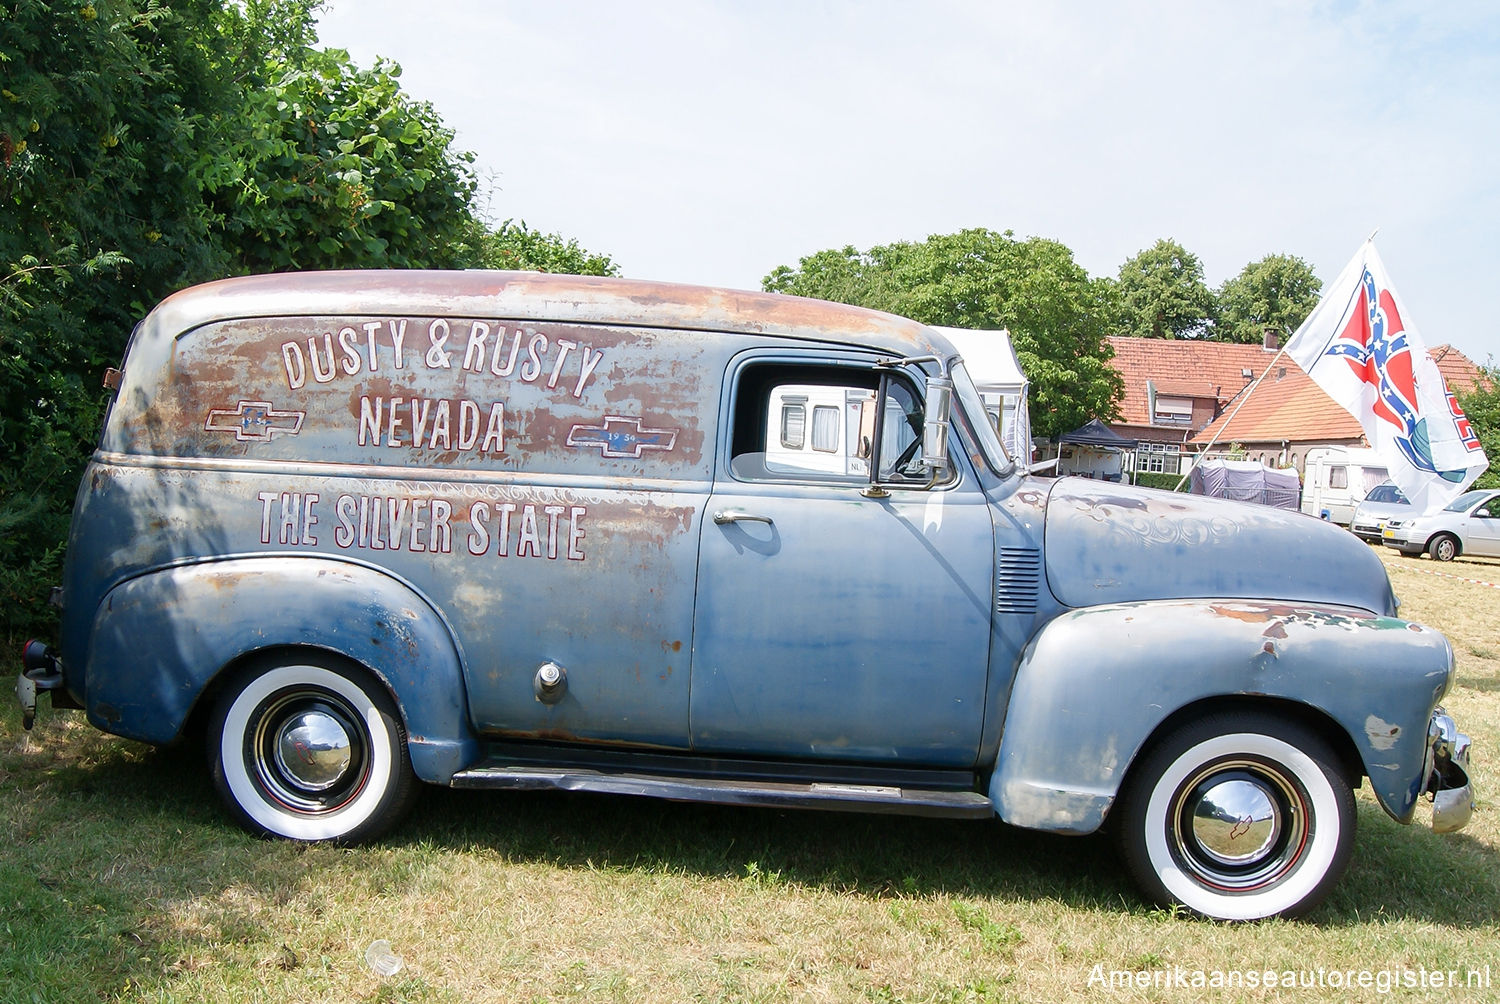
[764,385,873,478]
[1301,446,1389,525]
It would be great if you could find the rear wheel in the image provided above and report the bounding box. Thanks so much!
[1116,712,1355,920]
[209,656,418,843]
[1428,534,1459,562]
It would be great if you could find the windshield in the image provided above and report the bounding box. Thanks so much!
[1444,490,1491,513]
[950,360,1014,477]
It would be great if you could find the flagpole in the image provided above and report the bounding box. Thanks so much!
[1172,336,1292,491]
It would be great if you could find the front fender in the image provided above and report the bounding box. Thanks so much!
[81,555,479,783]
[988,599,1453,833]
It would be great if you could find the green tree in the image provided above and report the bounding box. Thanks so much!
[764,228,1123,439]
[1457,364,1500,490]
[1,0,231,635]
[470,219,619,276]
[1115,238,1217,339]
[201,47,478,272]
[0,0,612,639]
[1217,253,1322,345]
[764,246,881,309]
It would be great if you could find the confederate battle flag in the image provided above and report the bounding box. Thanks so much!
[1285,240,1487,514]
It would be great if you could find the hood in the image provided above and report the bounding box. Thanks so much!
[1043,478,1397,615]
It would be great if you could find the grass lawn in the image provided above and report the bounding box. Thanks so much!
[3,546,1499,1002]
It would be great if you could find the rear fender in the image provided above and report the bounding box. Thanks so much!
[81,556,478,783]
[988,599,1453,833]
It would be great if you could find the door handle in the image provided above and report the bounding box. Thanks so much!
[713,510,773,526]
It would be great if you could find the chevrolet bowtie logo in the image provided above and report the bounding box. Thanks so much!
[567,416,678,459]
[204,400,305,442]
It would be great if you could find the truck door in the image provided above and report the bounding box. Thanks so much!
[690,354,995,767]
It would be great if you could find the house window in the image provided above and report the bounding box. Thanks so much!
[1153,396,1193,426]
[1135,442,1182,475]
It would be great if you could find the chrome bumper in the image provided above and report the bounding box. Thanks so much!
[1428,709,1474,834]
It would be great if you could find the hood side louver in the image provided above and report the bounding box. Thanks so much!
[996,546,1041,615]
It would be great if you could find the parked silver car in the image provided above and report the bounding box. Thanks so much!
[1350,480,1410,543]
[1383,488,1500,561]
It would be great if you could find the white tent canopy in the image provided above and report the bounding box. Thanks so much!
[933,326,1032,464]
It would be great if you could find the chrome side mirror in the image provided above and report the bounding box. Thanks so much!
[855,396,877,462]
[922,376,952,473]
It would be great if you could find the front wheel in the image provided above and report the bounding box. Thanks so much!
[1428,534,1459,562]
[209,656,418,843]
[1116,713,1355,920]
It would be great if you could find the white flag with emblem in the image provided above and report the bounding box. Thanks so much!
[1283,240,1487,514]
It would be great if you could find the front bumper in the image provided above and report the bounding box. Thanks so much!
[1382,523,1422,553]
[1427,708,1474,834]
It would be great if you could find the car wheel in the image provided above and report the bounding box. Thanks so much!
[1116,712,1355,921]
[1428,534,1459,562]
[209,655,418,842]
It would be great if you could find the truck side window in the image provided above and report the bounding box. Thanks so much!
[875,378,929,481]
[728,362,933,486]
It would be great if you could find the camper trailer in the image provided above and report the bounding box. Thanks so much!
[1301,446,1389,524]
[764,385,872,478]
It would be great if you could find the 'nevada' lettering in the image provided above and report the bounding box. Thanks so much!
[358,396,505,454]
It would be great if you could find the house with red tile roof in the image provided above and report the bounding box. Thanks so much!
[1096,336,1484,477]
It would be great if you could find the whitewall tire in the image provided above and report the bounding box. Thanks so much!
[1117,713,1356,921]
[210,657,418,843]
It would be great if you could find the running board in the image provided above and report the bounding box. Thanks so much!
[449,765,995,818]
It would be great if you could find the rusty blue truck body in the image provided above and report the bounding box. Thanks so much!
[18,271,1473,920]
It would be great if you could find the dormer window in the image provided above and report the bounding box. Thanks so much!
[1153,395,1193,425]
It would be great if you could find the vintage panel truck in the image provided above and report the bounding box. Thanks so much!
[17,271,1473,920]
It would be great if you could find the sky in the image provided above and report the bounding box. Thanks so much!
[316,1,1499,365]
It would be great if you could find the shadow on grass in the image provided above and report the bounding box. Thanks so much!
[1325,800,1500,927]
[400,783,1134,908]
[4,707,1498,1002]
[394,783,1500,928]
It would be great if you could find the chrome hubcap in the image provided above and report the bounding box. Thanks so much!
[1188,777,1281,866]
[1171,761,1307,891]
[273,710,353,791]
[250,689,368,813]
